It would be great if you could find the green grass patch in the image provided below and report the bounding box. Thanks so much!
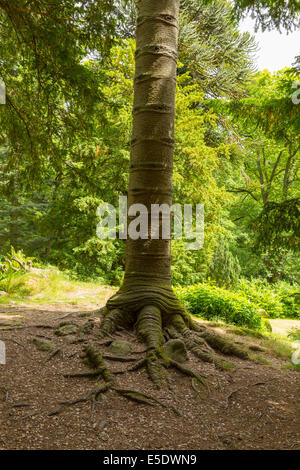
[281,363,300,372]
[287,327,300,342]
[262,336,293,361]
[0,266,111,304]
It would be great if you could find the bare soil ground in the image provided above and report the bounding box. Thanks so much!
[0,301,299,450]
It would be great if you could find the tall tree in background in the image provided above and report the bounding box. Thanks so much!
[0,1,255,283]
[225,70,300,282]
[231,0,300,32]
[0,0,117,184]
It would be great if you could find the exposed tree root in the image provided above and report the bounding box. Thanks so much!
[63,371,101,378]
[97,309,130,339]
[47,407,63,416]
[59,294,256,414]
[62,345,181,415]
[83,346,115,386]
[167,359,209,391]
[99,295,252,381]
[44,348,61,363]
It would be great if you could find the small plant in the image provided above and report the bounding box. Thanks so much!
[287,328,300,342]
[0,247,38,295]
[0,246,35,274]
[281,363,300,372]
[253,355,271,365]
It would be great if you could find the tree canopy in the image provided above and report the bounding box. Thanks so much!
[0,0,299,285]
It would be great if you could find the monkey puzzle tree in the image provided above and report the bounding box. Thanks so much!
[1,0,298,396]
[97,0,249,389]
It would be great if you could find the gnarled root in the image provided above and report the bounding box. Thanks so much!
[63,344,180,414]
[169,314,249,371]
[62,289,253,413]
[98,309,130,339]
[97,287,251,386]
[136,305,165,388]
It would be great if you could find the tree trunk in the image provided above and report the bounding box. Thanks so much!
[9,193,19,250]
[106,0,183,318]
[98,0,249,388]
[124,0,178,293]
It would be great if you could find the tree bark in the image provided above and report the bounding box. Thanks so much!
[106,0,183,318]
[125,0,179,290]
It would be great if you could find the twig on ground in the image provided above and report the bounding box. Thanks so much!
[44,348,61,363]
[11,403,32,408]
[226,378,278,407]
[101,354,140,362]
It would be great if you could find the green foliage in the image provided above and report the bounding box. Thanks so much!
[230,0,300,32]
[0,247,37,295]
[176,282,263,330]
[115,0,258,98]
[263,336,294,361]
[0,2,298,293]
[214,69,300,283]
[0,1,118,186]
[236,278,300,319]
[0,246,35,273]
[288,328,300,342]
[254,199,300,253]
[1,39,245,284]
[208,238,241,288]
[72,238,124,285]
[0,271,32,297]
[171,240,206,286]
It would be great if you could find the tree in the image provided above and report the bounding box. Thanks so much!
[0,0,125,278]
[1,0,297,395]
[97,0,248,390]
[0,0,117,184]
[0,38,241,285]
[230,0,300,32]
[116,0,257,99]
[218,70,300,282]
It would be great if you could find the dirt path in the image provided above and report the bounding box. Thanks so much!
[0,303,299,450]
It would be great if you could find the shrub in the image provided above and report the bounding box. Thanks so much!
[235,278,299,319]
[208,238,241,288]
[0,247,37,295]
[175,282,263,330]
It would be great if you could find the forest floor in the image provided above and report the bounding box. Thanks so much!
[0,295,299,450]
